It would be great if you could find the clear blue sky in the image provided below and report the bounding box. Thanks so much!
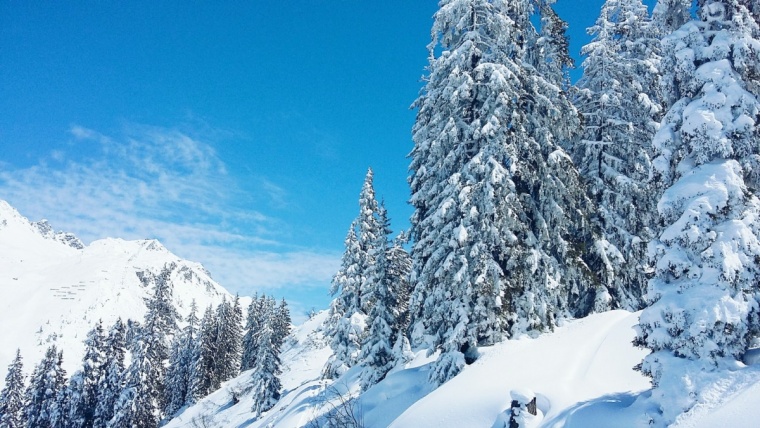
[0,0,654,321]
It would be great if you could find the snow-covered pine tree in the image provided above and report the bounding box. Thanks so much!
[106,342,156,428]
[635,0,760,423]
[386,233,412,335]
[0,349,25,428]
[108,264,179,427]
[191,304,218,399]
[358,204,396,390]
[323,221,366,379]
[408,0,597,385]
[24,346,67,428]
[163,301,200,417]
[241,293,264,372]
[92,319,126,428]
[324,169,390,379]
[271,299,292,351]
[49,378,69,428]
[213,296,243,385]
[530,0,574,89]
[391,332,415,368]
[68,320,106,428]
[574,0,663,311]
[357,168,382,315]
[652,0,693,38]
[248,320,282,418]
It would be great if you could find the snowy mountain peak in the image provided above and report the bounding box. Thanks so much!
[0,200,235,381]
[0,200,84,249]
[0,199,33,229]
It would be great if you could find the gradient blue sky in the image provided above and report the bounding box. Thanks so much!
[0,1,654,321]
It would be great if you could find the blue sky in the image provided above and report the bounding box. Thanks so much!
[0,0,653,321]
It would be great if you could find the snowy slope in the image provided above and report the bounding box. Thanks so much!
[165,310,656,427]
[165,311,333,428]
[164,308,760,428]
[0,200,234,379]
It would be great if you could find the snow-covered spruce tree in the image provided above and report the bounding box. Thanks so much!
[108,264,179,427]
[573,0,663,311]
[249,319,282,418]
[92,319,126,428]
[106,342,156,428]
[241,293,265,372]
[357,168,382,315]
[272,299,292,351]
[408,0,598,385]
[163,301,200,417]
[323,221,366,379]
[68,320,106,428]
[0,350,25,428]
[325,170,396,380]
[530,0,574,89]
[213,296,243,385]
[386,233,413,336]
[358,204,396,390]
[191,304,218,400]
[635,1,760,423]
[652,0,694,39]
[49,378,69,428]
[24,346,67,428]
[358,207,415,390]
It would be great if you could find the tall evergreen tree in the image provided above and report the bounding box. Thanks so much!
[357,169,382,315]
[574,0,663,311]
[191,305,218,400]
[323,221,366,379]
[635,0,760,423]
[92,319,126,428]
[24,346,67,428]
[24,345,65,428]
[324,169,389,380]
[106,342,158,428]
[248,321,282,418]
[49,380,69,428]
[652,0,693,38]
[213,297,243,385]
[386,233,413,335]
[408,0,598,385]
[163,301,200,417]
[68,320,106,428]
[109,264,179,427]
[0,350,25,428]
[241,294,264,372]
[531,0,574,89]
[358,205,394,391]
[271,299,292,351]
[358,206,413,390]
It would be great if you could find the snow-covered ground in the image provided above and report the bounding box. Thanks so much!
[166,309,760,427]
[0,200,233,379]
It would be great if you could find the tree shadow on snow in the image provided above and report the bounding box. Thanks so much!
[541,392,647,428]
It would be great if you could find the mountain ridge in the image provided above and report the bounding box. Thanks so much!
[0,199,236,381]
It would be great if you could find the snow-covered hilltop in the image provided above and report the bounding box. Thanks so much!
[0,200,233,378]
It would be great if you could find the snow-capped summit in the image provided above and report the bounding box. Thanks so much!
[0,200,235,381]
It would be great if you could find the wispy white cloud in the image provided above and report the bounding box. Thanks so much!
[0,123,339,309]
